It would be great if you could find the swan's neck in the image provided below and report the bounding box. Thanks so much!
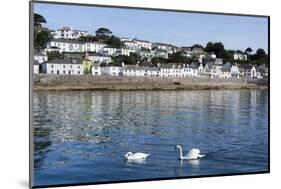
[178,147,183,159]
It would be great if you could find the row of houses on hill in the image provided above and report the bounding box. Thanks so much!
[45,26,249,64]
[35,57,268,79]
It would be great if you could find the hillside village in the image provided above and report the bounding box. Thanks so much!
[34,25,268,80]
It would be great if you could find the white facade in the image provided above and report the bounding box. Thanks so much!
[234,52,247,60]
[121,48,133,56]
[101,66,123,76]
[34,64,39,74]
[103,47,118,56]
[47,40,85,52]
[182,67,198,77]
[41,60,83,75]
[230,65,240,78]
[92,65,101,76]
[140,50,153,59]
[85,42,106,52]
[134,39,152,50]
[123,41,139,51]
[123,68,145,77]
[34,54,48,64]
[154,50,169,59]
[251,66,257,78]
[52,26,89,39]
[152,43,175,54]
[88,55,112,64]
[221,71,231,78]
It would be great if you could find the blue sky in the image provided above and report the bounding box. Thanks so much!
[34,3,268,52]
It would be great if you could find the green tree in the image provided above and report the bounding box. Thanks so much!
[34,13,51,51]
[168,52,188,63]
[151,57,168,64]
[95,28,112,36]
[192,44,204,49]
[204,41,231,59]
[34,30,52,50]
[114,53,140,65]
[245,47,253,54]
[78,35,98,42]
[34,13,46,29]
[256,48,266,59]
[47,51,63,61]
[106,35,123,48]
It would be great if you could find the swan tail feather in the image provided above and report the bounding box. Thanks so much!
[198,154,205,158]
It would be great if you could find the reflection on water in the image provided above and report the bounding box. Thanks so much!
[33,90,268,186]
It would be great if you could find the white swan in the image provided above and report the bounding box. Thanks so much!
[175,145,205,160]
[124,152,150,160]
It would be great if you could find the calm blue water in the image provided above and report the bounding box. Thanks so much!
[33,90,268,186]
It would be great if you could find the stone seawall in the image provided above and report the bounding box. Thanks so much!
[33,74,267,91]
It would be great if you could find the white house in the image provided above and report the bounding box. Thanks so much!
[85,42,106,52]
[103,46,118,56]
[101,66,123,76]
[230,64,240,78]
[88,54,112,64]
[159,64,182,77]
[154,50,169,59]
[134,39,152,50]
[182,66,197,77]
[33,60,39,74]
[41,59,83,75]
[123,66,144,77]
[198,63,204,77]
[210,64,223,78]
[180,47,192,58]
[121,48,133,56]
[234,52,247,60]
[250,66,257,78]
[34,53,48,64]
[91,65,101,76]
[139,50,154,60]
[123,40,139,52]
[145,67,160,77]
[52,26,89,39]
[152,43,177,54]
[47,39,85,52]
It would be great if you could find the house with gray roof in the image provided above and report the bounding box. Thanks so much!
[41,58,83,75]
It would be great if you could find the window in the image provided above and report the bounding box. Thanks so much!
[95,72,99,75]
[78,66,80,69]
[63,65,66,68]
[51,64,54,68]
[51,70,54,74]
[57,70,59,74]
[70,65,72,68]
[63,70,66,74]
[78,71,80,74]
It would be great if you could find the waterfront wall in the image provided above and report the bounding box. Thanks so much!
[33,74,267,91]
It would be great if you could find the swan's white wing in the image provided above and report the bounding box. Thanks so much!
[185,149,201,160]
[129,153,149,160]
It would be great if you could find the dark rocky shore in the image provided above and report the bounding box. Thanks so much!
[33,74,268,91]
